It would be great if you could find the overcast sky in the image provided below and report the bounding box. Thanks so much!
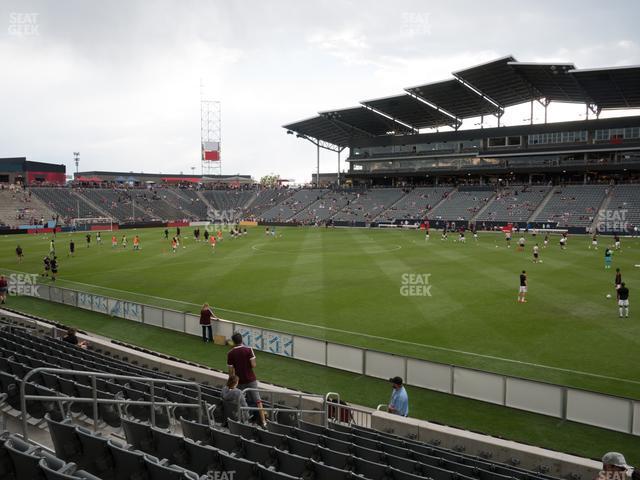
[1,0,639,183]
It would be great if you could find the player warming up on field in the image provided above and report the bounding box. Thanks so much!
[133,235,140,251]
[604,248,613,269]
[15,245,23,263]
[615,268,622,299]
[532,244,541,263]
[518,270,528,303]
[618,283,629,318]
[560,233,567,250]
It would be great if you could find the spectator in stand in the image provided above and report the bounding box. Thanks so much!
[62,327,87,349]
[199,303,216,342]
[221,374,249,422]
[0,275,8,304]
[601,452,629,480]
[227,332,266,426]
[387,376,409,417]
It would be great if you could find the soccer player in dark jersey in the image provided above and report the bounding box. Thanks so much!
[15,245,23,263]
[42,256,50,277]
[69,240,75,257]
[518,270,527,303]
[86,233,91,248]
[615,268,623,299]
[164,228,169,239]
[50,257,58,282]
[617,283,629,318]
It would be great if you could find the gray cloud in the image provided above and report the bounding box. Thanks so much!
[1,0,639,182]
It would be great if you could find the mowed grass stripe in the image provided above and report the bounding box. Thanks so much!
[2,227,639,398]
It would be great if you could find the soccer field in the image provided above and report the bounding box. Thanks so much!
[1,226,639,399]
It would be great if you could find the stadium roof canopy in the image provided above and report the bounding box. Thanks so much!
[507,62,589,103]
[361,94,455,129]
[285,57,640,146]
[405,78,501,119]
[570,65,640,109]
[453,56,537,107]
[283,115,368,147]
[320,106,415,136]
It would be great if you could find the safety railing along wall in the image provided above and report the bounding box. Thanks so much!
[23,284,640,436]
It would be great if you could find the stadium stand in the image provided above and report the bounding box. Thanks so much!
[291,191,357,223]
[477,186,551,223]
[170,189,211,219]
[0,187,57,228]
[532,185,609,227]
[244,189,296,219]
[377,187,453,223]
[200,190,255,213]
[606,184,640,228]
[31,188,107,223]
[130,189,198,221]
[77,189,151,223]
[259,189,327,222]
[428,188,494,222]
[332,188,406,222]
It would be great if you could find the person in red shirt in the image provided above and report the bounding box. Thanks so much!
[227,332,266,426]
[0,275,8,304]
[199,303,216,342]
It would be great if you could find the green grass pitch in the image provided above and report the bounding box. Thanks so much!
[1,226,639,400]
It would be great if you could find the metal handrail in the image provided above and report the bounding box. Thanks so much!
[238,388,327,425]
[325,392,374,428]
[20,367,204,441]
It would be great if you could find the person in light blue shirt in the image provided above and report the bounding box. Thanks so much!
[388,376,409,417]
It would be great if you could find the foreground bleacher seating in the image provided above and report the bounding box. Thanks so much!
[0,320,567,480]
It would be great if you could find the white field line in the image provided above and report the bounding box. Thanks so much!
[4,267,639,387]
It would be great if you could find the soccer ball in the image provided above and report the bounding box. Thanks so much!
[606,294,612,299]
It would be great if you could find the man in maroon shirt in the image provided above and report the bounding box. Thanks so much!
[227,332,266,426]
[0,275,8,304]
